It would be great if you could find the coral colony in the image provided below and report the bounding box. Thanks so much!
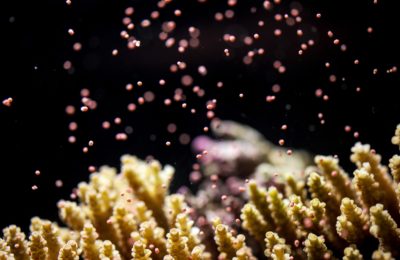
[2,0,399,259]
[1,123,400,259]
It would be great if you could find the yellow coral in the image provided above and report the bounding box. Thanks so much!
[58,240,78,260]
[41,221,63,260]
[307,172,341,223]
[315,155,355,201]
[138,220,167,259]
[122,156,173,231]
[264,232,291,258]
[29,218,43,234]
[165,194,187,228]
[57,201,86,231]
[353,168,384,209]
[372,249,394,260]
[175,213,200,252]
[389,155,400,183]
[134,201,154,224]
[0,251,14,260]
[28,232,48,260]
[2,124,400,259]
[267,187,298,243]
[351,143,400,220]
[308,198,326,231]
[248,180,275,229]
[190,245,205,260]
[240,203,268,242]
[392,124,400,148]
[111,205,137,257]
[369,204,400,255]
[271,244,291,260]
[288,195,307,230]
[336,198,369,243]
[131,241,152,260]
[303,233,331,260]
[343,245,363,260]
[213,223,236,259]
[166,228,190,259]
[284,174,307,201]
[81,223,101,260]
[100,240,121,260]
[2,225,30,260]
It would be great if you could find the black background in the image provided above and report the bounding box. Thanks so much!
[1,0,399,231]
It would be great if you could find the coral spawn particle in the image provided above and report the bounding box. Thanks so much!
[65,105,75,115]
[55,180,63,188]
[116,133,128,141]
[2,97,13,107]
[266,95,275,102]
[68,136,76,143]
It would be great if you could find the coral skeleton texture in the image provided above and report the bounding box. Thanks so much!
[2,122,400,259]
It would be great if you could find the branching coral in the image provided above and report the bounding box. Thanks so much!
[392,124,400,149]
[264,231,291,258]
[303,233,331,260]
[28,232,48,260]
[336,198,369,243]
[2,122,400,259]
